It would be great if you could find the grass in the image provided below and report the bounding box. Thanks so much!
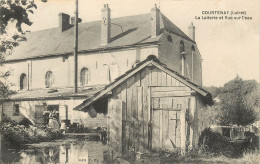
[115,128,260,164]
[116,149,260,164]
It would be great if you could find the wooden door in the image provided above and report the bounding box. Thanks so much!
[34,105,45,124]
[151,97,182,149]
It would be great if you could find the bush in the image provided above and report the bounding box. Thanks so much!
[198,128,259,158]
[0,120,62,147]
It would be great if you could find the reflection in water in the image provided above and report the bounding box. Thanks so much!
[0,138,110,164]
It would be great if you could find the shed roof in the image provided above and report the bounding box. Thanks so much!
[6,13,193,62]
[0,86,105,102]
[74,56,213,111]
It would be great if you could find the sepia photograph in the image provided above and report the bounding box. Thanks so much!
[0,0,259,163]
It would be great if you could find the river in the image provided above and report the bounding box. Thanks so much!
[0,137,113,164]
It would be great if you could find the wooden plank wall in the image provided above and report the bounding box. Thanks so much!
[107,98,123,153]
[109,66,196,154]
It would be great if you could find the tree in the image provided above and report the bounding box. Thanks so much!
[218,76,259,126]
[0,0,44,98]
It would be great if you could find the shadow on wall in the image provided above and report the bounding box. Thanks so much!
[110,28,138,42]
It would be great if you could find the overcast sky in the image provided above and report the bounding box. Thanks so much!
[22,0,259,87]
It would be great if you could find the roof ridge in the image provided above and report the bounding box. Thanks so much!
[7,12,196,61]
[28,13,151,34]
[160,13,193,41]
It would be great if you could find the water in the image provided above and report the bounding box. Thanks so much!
[0,138,112,164]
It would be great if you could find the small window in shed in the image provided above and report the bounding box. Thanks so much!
[167,35,172,42]
[20,73,27,90]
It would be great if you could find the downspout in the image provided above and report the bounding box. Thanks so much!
[181,51,187,76]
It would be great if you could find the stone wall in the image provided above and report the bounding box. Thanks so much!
[158,31,202,86]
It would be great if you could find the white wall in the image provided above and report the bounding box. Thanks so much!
[1,99,107,126]
[4,46,158,91]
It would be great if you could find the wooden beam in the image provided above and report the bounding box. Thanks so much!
[151,86,191,92]
[153,108,181,111]
[151,90,195,98]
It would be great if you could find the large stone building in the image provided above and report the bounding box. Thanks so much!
[0,5,212,152]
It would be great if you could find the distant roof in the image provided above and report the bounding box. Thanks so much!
[0,86,105,101]
[6,13,194,61]
[74,56,213,111]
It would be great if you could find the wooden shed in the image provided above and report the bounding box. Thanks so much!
[74,56,213,155]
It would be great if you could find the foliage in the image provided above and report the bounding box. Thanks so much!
[0,0,46,99]
[0,120,62,147]
[204,86,222,99]
[198,128,242,158]
[0,0,38,58]
[218,76,258,126]
[0,0,37,34]
[198,128,259,158]
[205,76,259,126]
[119,132,260,163]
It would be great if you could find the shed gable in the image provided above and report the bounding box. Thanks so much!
[112,66,193,98]
[73,56,212,111]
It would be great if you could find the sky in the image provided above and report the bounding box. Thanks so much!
[20,0,259,87]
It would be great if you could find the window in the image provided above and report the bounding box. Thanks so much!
[110,63,119,81]
[80,68,89,86]
[20,73,27,90]
[191,45,195,51]
[45,71,54,88]
[167,35,172,42]
[179,41,185,53]
[13,104,20,116]
[103,64,111,82]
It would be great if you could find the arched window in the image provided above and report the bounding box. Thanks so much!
[80,68,89,86]
[45,71,54,88]
[191,45,195,51]
[179,41,185,53]
[20,73,27,90]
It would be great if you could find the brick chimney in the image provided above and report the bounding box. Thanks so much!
[188,22,195,41]
[101,4,111,45]
[151,4,160,38]
[59,13,71,32]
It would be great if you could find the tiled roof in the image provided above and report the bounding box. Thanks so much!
[74,56,213,111]
[6,13,193,61]
[1,86,105,101]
